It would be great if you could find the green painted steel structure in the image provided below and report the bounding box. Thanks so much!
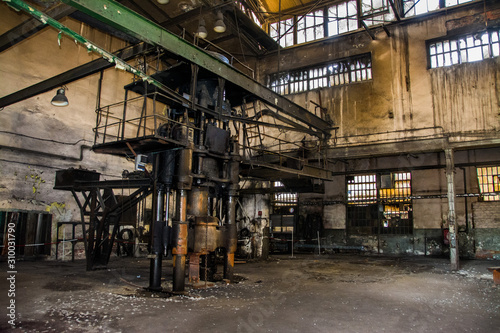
[56,0,331,138]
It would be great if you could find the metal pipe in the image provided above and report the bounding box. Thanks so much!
[225,147,239,280]
[173,189,188,292]
[163,189,171,255]
[224,195,237,281]
[149,186,164,291]
[445,148,459,271]
[460,167,469,233]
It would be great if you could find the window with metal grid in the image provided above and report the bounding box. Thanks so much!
[234,1,261,26]
[297,9,325,44]
[327,0,358,36]
[347,172,413,235]
[269,53,372,95]
[428,29,500,68]
[444,0,474,6]
[267,0,481,49]
[272,192,298,207]
[360,0,395,27]
[347,174,377,204]
[379,172,411,201]
[403,0,440,17]
[269,18,294,48]
[477,166,500,201]
[380,203,413,235]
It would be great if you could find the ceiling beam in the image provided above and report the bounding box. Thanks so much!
[227,6,278,52]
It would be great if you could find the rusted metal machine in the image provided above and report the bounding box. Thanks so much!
[55,64,242,292]
[7,0,334,292]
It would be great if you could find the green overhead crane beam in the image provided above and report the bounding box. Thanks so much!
[57,0,331,138]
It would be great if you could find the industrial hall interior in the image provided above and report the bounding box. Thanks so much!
[0,0,499,332]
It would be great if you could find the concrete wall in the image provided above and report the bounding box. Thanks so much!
[0,8,136,258]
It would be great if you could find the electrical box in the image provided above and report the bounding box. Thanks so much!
[135,154,149,171]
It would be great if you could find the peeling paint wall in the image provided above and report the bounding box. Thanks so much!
[237,193,270,259]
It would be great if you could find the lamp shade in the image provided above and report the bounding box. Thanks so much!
[214,11,226,33]
[196,18,208,39]
[51,88,69,107]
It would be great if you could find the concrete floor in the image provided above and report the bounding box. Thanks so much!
[1,254,499,332]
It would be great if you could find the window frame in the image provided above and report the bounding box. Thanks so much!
[427,28,500,69]
[476,166,500,202]
[267,0,483,49]
[297,9,325,44]
[269,17,295,48]
[268,53,372,95]
[347,172,413,235]
[327,0,358,37]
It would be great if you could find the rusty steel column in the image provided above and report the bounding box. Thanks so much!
[224,142,240,281]
[172,146,193,292]
[224,195,237,281]
[188,187,209,284]
[445,148,459,271]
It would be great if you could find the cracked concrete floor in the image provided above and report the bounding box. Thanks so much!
[1,254,499,332]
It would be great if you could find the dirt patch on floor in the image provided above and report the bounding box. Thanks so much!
[43,280,92,291]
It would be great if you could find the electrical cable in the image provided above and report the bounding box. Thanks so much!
[0,130,91,145]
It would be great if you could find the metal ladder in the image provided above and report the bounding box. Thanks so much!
[242,99,264,160]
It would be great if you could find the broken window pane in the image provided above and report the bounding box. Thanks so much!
[269,54,372,94]
[270,18,294,48]
[348,172,413,235]
[404,0,440,17]
[297,10,324,43]
[428,28,500,68]
[328,0,358,36]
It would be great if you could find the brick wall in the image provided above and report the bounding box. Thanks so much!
[472,201,500,228]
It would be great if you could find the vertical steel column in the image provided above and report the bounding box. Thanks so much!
[445,148,459,271]
[225,195,237,280]
[172,146,193,292]
[149,185,164,291]
[224,142,240,281]
[173,189,188,292]
[87,189,97,271]
[163,189,171,255]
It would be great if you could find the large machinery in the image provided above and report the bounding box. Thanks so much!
[5,0,334,292]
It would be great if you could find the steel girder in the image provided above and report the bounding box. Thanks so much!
[72,184,152,270]
[58,0,331,138]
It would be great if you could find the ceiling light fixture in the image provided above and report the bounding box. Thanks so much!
[196,18,208,39]
[51,87,69,107]
[178,2,193,12]
[214,11,226,33]
[156,0,169,4]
